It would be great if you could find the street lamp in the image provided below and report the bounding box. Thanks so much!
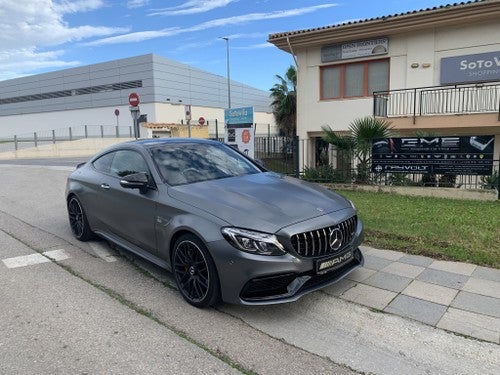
[220,37,231,109]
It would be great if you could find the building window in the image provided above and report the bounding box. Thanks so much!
[321,59,389,100]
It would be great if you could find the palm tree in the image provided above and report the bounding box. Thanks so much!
[270,65,296,137]
[322,116,394,183]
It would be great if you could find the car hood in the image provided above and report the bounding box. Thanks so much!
[168,172,351,233]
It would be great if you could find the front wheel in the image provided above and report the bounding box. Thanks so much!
[172,234,220,308]
[67,196,94,241]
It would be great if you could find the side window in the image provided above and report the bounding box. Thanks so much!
[92,152,115,174]
[110,150,150,178]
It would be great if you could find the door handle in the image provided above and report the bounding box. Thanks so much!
[100,183,110,190]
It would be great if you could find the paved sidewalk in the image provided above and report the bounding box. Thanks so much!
[324,246,500,344]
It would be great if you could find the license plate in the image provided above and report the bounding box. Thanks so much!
[316,249,353,274]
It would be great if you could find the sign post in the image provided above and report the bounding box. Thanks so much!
[224,106,255,158]
[129,93,140,139]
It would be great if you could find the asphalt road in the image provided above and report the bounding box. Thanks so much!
[0,162,498,374]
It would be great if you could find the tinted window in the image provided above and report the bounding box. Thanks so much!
[150,142,261,186]
[110,150,150,178]
[92,152,114,173]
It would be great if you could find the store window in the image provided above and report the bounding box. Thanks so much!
[321,59,389,100]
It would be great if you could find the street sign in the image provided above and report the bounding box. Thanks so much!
[128,93,140,106]
[198,117,205,125]
[114,109,120,116]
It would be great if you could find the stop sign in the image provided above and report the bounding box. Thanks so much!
[129,92,140,106]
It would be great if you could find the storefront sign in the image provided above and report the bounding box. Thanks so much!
[321,38,388,62]
[371,136,495,175]
[440,51,500,84]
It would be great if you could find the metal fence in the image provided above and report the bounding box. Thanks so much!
[0,125,134,152]
[2,126,498,196]
[374,82,500,123]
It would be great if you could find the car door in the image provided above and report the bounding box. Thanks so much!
[93,149,158,254]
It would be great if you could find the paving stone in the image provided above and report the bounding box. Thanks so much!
[345,267,376,282]
[398,254,433,267]
[451,291,500,319]
[384,295,447,326]
[381,262,425,278]
[360,246,404,261]
[341,284,397,310]
[416,268,469,289]
[362,255,394,271]
[437,307,500,344]
[402,280,458,306]
[362,271,412,293]
[322,278,357,297]
[428,260,477,276]
[462,278,500,299]
[472,266,500,283]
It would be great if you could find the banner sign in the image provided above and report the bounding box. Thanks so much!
[224,106,255,158]
[321,37,388,62]
[371,136,495,175]
[440,51,500,84]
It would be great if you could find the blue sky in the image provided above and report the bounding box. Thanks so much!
[1,0,455,91]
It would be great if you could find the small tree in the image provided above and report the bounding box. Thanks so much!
[322,116,394,183]
[270,65,296,137]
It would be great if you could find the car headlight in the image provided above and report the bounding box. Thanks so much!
[221,227,286,256]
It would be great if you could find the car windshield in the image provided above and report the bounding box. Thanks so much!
[148,141,262,186]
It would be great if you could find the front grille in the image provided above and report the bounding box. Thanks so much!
[291,215,357,258]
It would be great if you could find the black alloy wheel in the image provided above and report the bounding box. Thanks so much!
[173,234,220,308]
[67,196,94,241]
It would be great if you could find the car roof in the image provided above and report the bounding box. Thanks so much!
[90,138,220,161]
[134,137,217,148]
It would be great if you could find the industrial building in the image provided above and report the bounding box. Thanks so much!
[0,54,276,139]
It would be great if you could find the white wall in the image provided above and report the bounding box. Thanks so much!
[295,19,500,138]
[0,102,276,139]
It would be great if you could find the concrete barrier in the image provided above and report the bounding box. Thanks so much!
[0,138,133,160]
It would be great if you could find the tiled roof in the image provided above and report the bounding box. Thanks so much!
[268,0,485,40]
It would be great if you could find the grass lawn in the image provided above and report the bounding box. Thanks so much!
[336,190,500,268]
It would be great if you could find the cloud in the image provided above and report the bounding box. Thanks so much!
[149,0,238,16]
[127,0,150,9]
[87,4,337,46]
[0,48,80,80]
[233,42,274,50]
[54,0,105,13]
[0,0,127,79]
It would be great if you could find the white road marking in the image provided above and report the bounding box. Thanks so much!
[43,249,70,262]
[89,242,117,262]
[2,249,69,269]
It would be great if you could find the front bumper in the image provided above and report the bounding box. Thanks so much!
[208,211,364,305]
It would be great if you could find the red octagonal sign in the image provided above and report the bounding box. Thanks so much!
[129,92,140,106]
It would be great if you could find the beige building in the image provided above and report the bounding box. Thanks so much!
[269,0,500,169]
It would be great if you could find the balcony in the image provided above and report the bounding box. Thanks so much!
[373,82,500,125]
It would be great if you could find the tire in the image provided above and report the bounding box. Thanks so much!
[67,196,94,241]
[172,234,220,308]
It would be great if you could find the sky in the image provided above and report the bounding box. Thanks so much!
[0,0,457,92]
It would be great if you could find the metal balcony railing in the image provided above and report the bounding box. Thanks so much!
[373,82,500,123]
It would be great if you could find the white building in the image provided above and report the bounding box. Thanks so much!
[268,0,500,168]
[0,54,276,139]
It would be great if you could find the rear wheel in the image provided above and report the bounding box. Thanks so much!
[67,196,94,241]
[172,234,220,308]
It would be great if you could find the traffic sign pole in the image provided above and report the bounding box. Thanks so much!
[128,93,141,139]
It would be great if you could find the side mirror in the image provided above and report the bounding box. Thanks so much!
[120,172,150,193]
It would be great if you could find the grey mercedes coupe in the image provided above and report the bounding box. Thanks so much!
[66,138,364,307]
